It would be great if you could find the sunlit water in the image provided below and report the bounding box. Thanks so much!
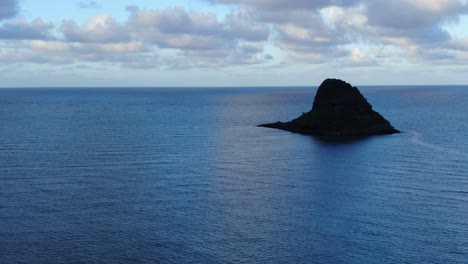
[0,86,467,263]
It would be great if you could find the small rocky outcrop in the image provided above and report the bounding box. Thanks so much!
[259,78,400,136]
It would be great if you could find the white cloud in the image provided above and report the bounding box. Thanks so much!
[320,5,367,29]
[342,47,377,66]
[207,0,358,11]
[0,6,270,69]
[2,0,468,74]
[30,40,70,52]
[202,0,468,66]
[126,6,269,48]
[61,14,129,43]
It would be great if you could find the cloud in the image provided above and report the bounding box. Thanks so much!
[3,0,468,71]
[0,41,62,64]
[0,5,270,69]
[366,0,466,29]
[61,14,130,43]
[222,9,270,42]
[320,5,367,30]
[77,1,101,9]
[363,0,467,48]
[207,0,357,11]
[203,1,358,63]
[448,37,468,51]
[127,6,220,35]
[0,0,19,20]
[267,11,349,63]
[16,6,272,69]
[123,6,271,67]
[30,40,148,54]
[177,43,269,68]
[126,7,224,50]
[126,6,269,47]
[204,0,468,64]
[30,40,70,53]
[342,47,377,66]
[0,18,54,40]
[8,39,155,67]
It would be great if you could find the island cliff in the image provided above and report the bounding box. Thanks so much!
[259,79,400,135]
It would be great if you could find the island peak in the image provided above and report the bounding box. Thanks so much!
[259,78,400,136]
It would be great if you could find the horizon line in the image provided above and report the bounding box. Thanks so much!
[1,84,468,89]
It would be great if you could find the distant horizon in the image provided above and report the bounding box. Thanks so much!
[2,83,468,89]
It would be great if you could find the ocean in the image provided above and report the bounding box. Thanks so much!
[0,86,467,263]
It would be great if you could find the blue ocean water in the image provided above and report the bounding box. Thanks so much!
[0,86,467,263]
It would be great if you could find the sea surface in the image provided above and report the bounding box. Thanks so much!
[0,86,467,263]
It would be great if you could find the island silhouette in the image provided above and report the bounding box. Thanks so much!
[259,78,400,136]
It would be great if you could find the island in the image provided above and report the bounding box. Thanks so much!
[259,78,400,135]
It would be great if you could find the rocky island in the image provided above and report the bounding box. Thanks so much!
[259,78,400,136]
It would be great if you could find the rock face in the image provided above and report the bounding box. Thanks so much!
[259,78,400,135]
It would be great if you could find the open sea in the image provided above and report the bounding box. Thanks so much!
[0,86,467,263]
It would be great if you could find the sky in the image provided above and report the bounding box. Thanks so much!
[1,0,468,87]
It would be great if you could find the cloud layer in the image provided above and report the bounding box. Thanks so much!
[0,0,19,20]
[1,0,468,71]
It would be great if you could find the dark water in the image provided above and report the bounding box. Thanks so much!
[0,86,467,263]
